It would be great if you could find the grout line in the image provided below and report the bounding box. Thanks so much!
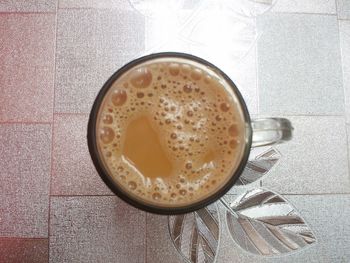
[0,237,48,240]
[255,19,260,116]
[252,114,346,117]
[337,18,350,186]
[48,1,59,261]
[337,16,347,118]
[54,112,89,116]
[145,213,147,263]
[57,7,96,10]
[338,18,350,21]
[271,11,338,16]
[279,193,350,196]
[0,121,52,125]
[225,192,350,196]
[0,11,56,15]
[56,7,134,11]
[335,0,340,19]
[345,125,350,184]
[50,194,116,197]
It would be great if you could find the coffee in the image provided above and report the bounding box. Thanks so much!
[95,57,247,208]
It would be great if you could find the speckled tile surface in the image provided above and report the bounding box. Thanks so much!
[0,14,55,122]
[0,238,48,263]
[258,13,344,115]
[0,124,51,237]
[0,0,56,12]
[51,114,111,195]
[271,0,336,14]
[229,46,258,115]
[146,214,182,263]
[262,116,350,194]
[54,9,144,113]
[340,20,350,123]
[337,0,350,19]
[49,196,145,263]
[0,1,350,262]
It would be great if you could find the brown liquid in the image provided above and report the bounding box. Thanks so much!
[96,57,247,207]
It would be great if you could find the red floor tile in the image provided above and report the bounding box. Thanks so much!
[0,238,48,263]
[0,14,55,122]
[0,124,51,237]
[51,114,111,195]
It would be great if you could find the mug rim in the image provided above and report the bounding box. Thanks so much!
[87,52,253,215]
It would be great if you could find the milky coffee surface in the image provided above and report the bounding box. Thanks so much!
[96,57,247,208]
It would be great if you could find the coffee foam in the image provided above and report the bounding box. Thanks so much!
[96,58,246,207]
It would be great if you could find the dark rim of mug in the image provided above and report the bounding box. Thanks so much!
[87,52,252,215]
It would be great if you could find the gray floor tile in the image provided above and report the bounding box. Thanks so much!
[348,125,350,166]
[272,0,336,14]
[0,238,48,263]
[51,114,111,195]
[0,0,56,12]
[54,9,144,113]
[257,13,344,115]
[217,194,350,262]
[146,213,182,263]
[0,124,51,237]
[262,116,350,194]
[59,0,132,9]
[337,0,350,19]
[230,46,258,115]
[49,196,145,263]
[340,20,350,123]
[0,14,55,122]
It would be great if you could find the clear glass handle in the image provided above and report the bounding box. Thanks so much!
[251,118,293,147]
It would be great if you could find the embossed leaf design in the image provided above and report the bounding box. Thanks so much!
[236,147,281,185]
[168,204,219,263]
[225,188,316,255]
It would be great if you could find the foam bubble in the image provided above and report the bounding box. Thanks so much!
[229,139,238,149]
[102,114,113,124]
[183,84,192,93]
[100,127,115,144]
[169,63,180,76]
[191,69,202,80]
[204,75,212,84]
[181,64,191,74]
[179,189,187,196]
[152,192,161,200]
[220,102,230,112]
[130,67,152,88]
[128,181,137,190]
[228,124,238,137]
[111,89,127,106]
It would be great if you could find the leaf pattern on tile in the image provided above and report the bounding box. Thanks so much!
[136,0,269,65]
[168,204,219,263]
[225,188,316,256]
[236,147,281,185]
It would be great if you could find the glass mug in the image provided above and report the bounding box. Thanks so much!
[87,52,293,214]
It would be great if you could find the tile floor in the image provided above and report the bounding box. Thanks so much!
[0,0,349,262]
